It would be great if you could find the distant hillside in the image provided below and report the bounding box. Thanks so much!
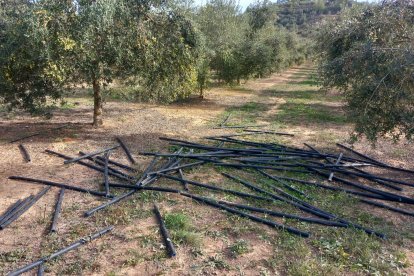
[273,0,356,36]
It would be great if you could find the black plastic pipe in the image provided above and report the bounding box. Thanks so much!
[222,173,333,220]
[84,153,180,217]
[37,263,44,276]
[159,173,275,202]
[46,149,132,182]
[50,189,65,233]
[359,199,414,217]
[217,163,308,173]
[337,143,414,174]
[180,192,310,237]
[336,143,386,166]
[108,183,181,194]
[305,144,403,191]
[219,114,231,126]
[147,161,205,176]
[153,204,176,257]
[95,156,136,172]
[78,151,135,181]
[267,175,389,201]
[0,199,23,222]
[103,151,110,197]
[1,187,50,230]
[213,124,268,129]
[116,137,136,164]
[167,141,265,154]
[64,145,120,164]
[307,167,414,204]
[18,144,31,162]
[243,129,295,136]
[9,176,113,198]
[218,200,347,227]
[308,160,414,187]
[0,197,32,225]
[84,175,160,217]
[7,226,113,276]
[257,169,306,196]
[178,169,189,191]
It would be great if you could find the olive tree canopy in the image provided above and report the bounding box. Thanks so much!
[317,0,414,142]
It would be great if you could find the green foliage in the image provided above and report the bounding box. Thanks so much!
[0,1,69,111]
[195,0,312,85]
[164,212,191,230]
[276,0,353,35]
[245,0,277,31]
[164,212,201,247]
[317,0,414,141]
[228,239,250,258]
[138,12,199,103]
[0,0,200,121]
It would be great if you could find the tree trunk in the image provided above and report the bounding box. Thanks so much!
[92,78,103,127]
[199,86,204,99]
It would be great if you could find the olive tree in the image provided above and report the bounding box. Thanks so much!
[0,1,70,111]
[317,0,414,141]
[0,0,200,126]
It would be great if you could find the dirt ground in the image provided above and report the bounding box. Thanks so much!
[0,65,413,275]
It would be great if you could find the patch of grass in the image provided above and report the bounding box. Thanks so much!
[205,255,230,270]
[310,229,409,274]
[164,212,190,230]
[288,72,320,86]
[276,102,347,125]
[294,79,319,86]
[228,239,250,258]
[220,102,269,126]
[164,212,202,248]
[174,230,202,247]
[235,102,268,113]
[290,71,310,79]
[93,197,153,226]
[135,191,165,203]
[0,248,32,273]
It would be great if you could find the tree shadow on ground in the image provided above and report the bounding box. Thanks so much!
[288,79,320,86]
[0,121,90,144]
[274,102,348,126]
[259,88,323,100]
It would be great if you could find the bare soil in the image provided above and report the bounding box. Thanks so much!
[0,65,413,275]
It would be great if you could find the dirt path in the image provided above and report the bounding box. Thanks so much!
[0,66,311,275]
[0,67,303,209]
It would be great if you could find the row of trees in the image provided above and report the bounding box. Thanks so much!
[0,0,200,125]
[317,0,414,142]
[0,0,309,125]
[195,0,310,93]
